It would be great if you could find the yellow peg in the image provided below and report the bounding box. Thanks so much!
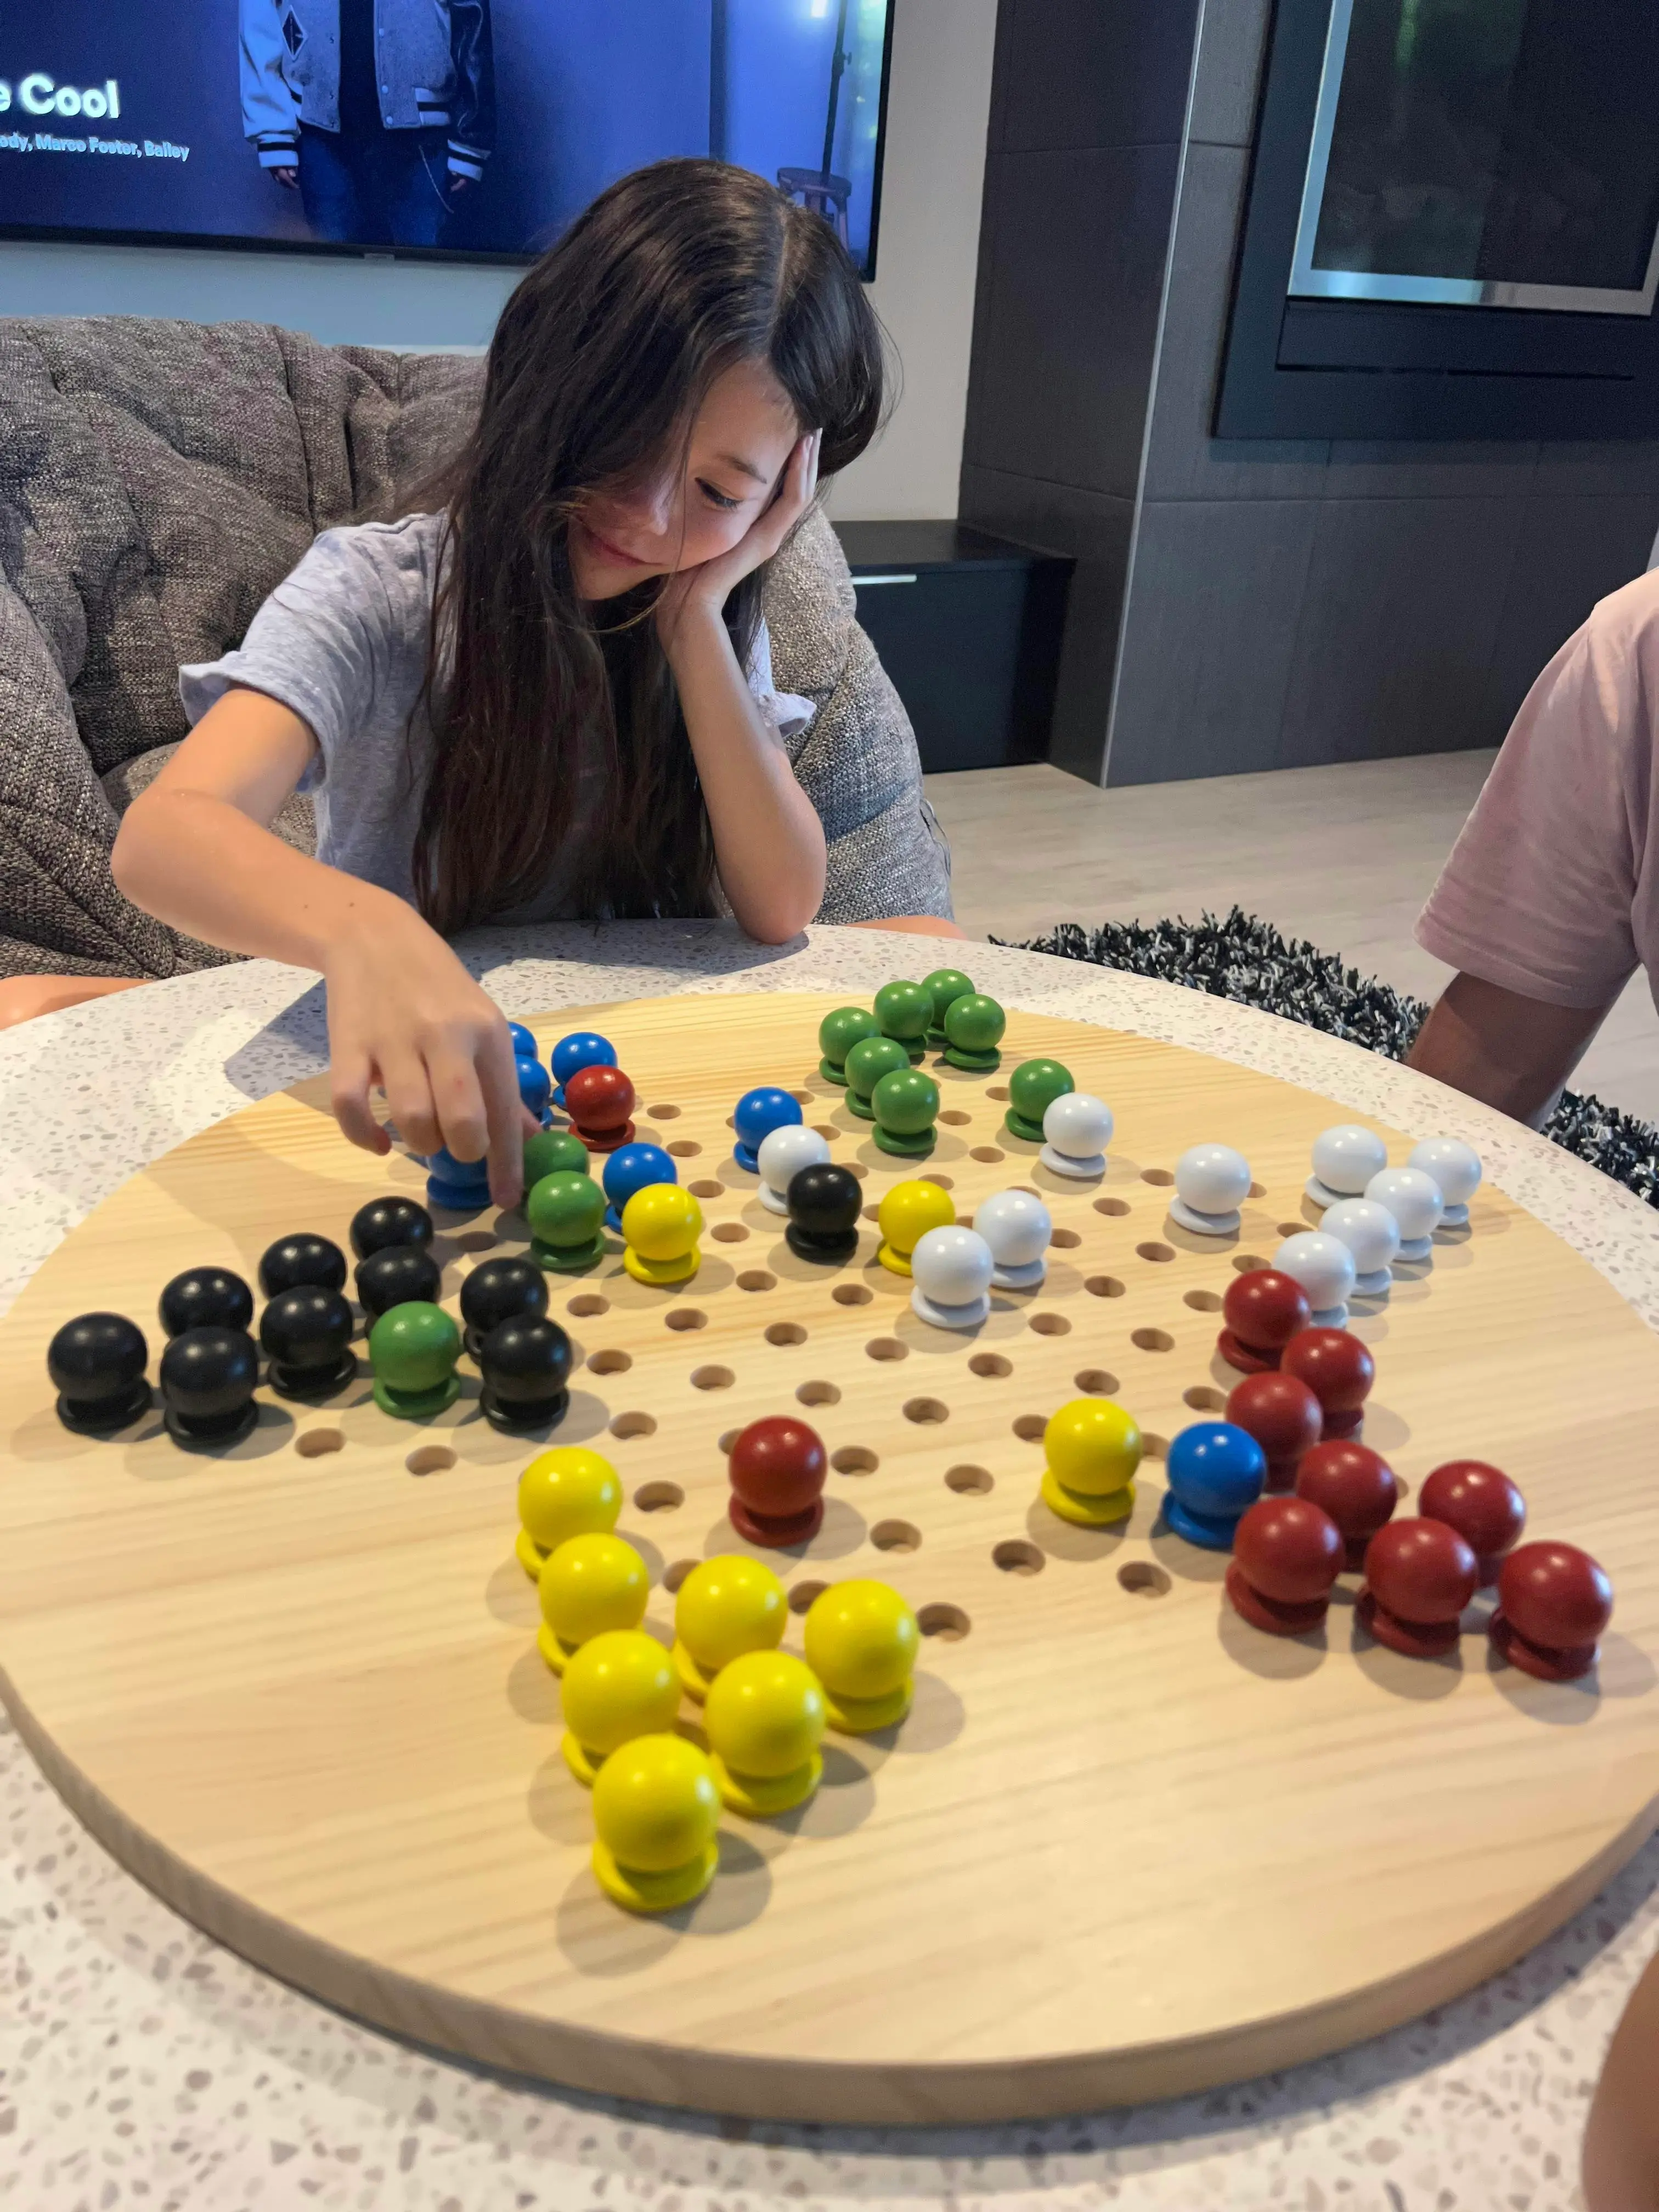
[621,1184,703,1287]
[515,1444,621,1578]
[704,1650,827,1816]
[672,1554,788,1700]
[538,1532,648,1674]
[590,1733,721,1913]
[876,1178,955,1277]
[559,1628,682,1786]
[803,1578,919,1733]
[1040,1398,1142,1526]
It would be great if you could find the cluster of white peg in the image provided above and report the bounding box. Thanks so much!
[1268,1126,1484,1324]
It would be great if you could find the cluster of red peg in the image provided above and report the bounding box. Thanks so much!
[562,1064,637,1152]
[1216,1268,1613,1680]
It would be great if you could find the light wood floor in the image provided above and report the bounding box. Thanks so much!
[923,754,1659,1128]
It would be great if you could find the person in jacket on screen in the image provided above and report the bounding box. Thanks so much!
[240,0,494,247]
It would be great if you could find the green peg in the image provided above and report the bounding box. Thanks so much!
[844,1034,911,1121]
[872,979,932,1063]
[817,1005,879,1086]
[921,967,974,1047]
[524,1128,589,1188]
[871,1066,940,1159]
[527,1169,608,1273]
[1004,1058,1074,1143]
[943,992,1006,1071]
[369,1300,461,1420]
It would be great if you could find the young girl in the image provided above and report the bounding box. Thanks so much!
[107,159,955,1207]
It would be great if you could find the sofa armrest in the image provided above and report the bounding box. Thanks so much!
[0,576,233,979]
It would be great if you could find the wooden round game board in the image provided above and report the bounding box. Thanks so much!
[1,991,1656,2125]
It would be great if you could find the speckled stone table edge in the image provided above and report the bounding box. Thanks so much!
[1,920,1652,2212]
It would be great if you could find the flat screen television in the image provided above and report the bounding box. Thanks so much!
[0,0,894,277]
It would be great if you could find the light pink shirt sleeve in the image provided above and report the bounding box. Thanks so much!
[1415,576,1658,1011]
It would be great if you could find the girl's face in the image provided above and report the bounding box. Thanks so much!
[571,357,802,602]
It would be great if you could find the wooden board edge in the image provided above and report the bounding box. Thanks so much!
[9,1652,1654,2125]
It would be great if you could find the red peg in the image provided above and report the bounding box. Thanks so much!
[1282,1327,1374,1439]
[1226,1496,1344,1637]
[1225,1371,1324,1489]
[727,1415,827,1548]
[1358,1517,1477,1658]
[1295,1440,1398,1570]
[1218,1268,1313,1374]
[1419,1460,1526,1585]
[565,1063,637,1153]
[1491,1541,1613,1681]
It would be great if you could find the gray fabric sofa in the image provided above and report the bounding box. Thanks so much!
[0,315,947,981]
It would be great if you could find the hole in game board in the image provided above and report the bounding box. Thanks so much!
[939,1109,971,1126]
[1143,1433,1169,1459]
[1085,1276,1126,1299]
[1141,1169,1175,1188]
[1277,1221,1304,1241]
[789,1578,829,1613]
[1132,1328,1175,1354]
[946,1464,994,1495]
[1184,1385,1226,1411]
[923,1173,953,1190]
[567,1293,609,1317]
[994,1539,1045,1576]
[1184,1289,1224,1312]
[1137,1242,1176,1264]
[610,1411,657,1440]
[405,1445,455,1476]
[692,1365,735,1391]
[918,1601,971,1641]
[725,1115,737,1130]
[1094,1196,1131,1217]
[718,1428,741,1453]
[664,1558,697,1593]
[1233,1254,1269,1273]
[865,1338,907,1362]
[969,1146,1006,1165]
[845,1161,869,1180]
[737,1270,777,1293]
[296,1427,343,1458]
[797,1379,840,1406]
[1029,1312,1071,1336]
[587,1347,631,1375]
[665,1307,707,1331]
[902,1397,949,1425]
[689,1180,724,1200]
[1074,1368,1120,1395]
[1012,1413,1047,1442]
[969,1352,1012,1379]
[711,1222,749,1244]
[1249,1180,1267,1198]
[1051,1227,1082,1249]
[454,1228,496,1253]
[988,1084,1010,1101]
[862,1205,881,1223]
[765,1322,808,1347]
[831,1446,878,1475]
[648,1103,681,1120]
[667,1141,702,1158]
[789,1090,814,1106]
[872,1519,921,1554]
[634,1481,684,1513]
[1119,1561,1171,1599]
[833,1283,873,1306]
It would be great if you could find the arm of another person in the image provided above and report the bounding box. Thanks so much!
[1406,973,1610,1127]
[112,688,532,1205]
[1408,589,1649,1126]
[1584,1950,1659,2212]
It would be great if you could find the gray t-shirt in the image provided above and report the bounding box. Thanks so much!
[179,511,814,923]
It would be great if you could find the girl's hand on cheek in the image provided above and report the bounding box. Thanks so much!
[655,429,821,645]
[323,904,537,1210]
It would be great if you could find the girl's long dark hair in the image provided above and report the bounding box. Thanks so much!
[411,159,887,935]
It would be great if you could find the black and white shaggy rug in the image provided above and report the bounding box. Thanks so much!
[1001,909,1659,1212]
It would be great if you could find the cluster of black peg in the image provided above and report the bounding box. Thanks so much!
[46,1195,573,1447]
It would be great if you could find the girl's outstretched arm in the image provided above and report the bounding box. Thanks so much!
[657,433,828,942]
[112,687,533,1207]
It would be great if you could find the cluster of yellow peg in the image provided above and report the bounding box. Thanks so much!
[515,1448,921,1912]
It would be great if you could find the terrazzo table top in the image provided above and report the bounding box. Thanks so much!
[4,919,1658,2212]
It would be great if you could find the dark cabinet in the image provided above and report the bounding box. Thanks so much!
[832,521,1073,774]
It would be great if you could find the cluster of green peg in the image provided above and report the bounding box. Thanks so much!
[515,1448,922,1914]
[815,968,1009,1160]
